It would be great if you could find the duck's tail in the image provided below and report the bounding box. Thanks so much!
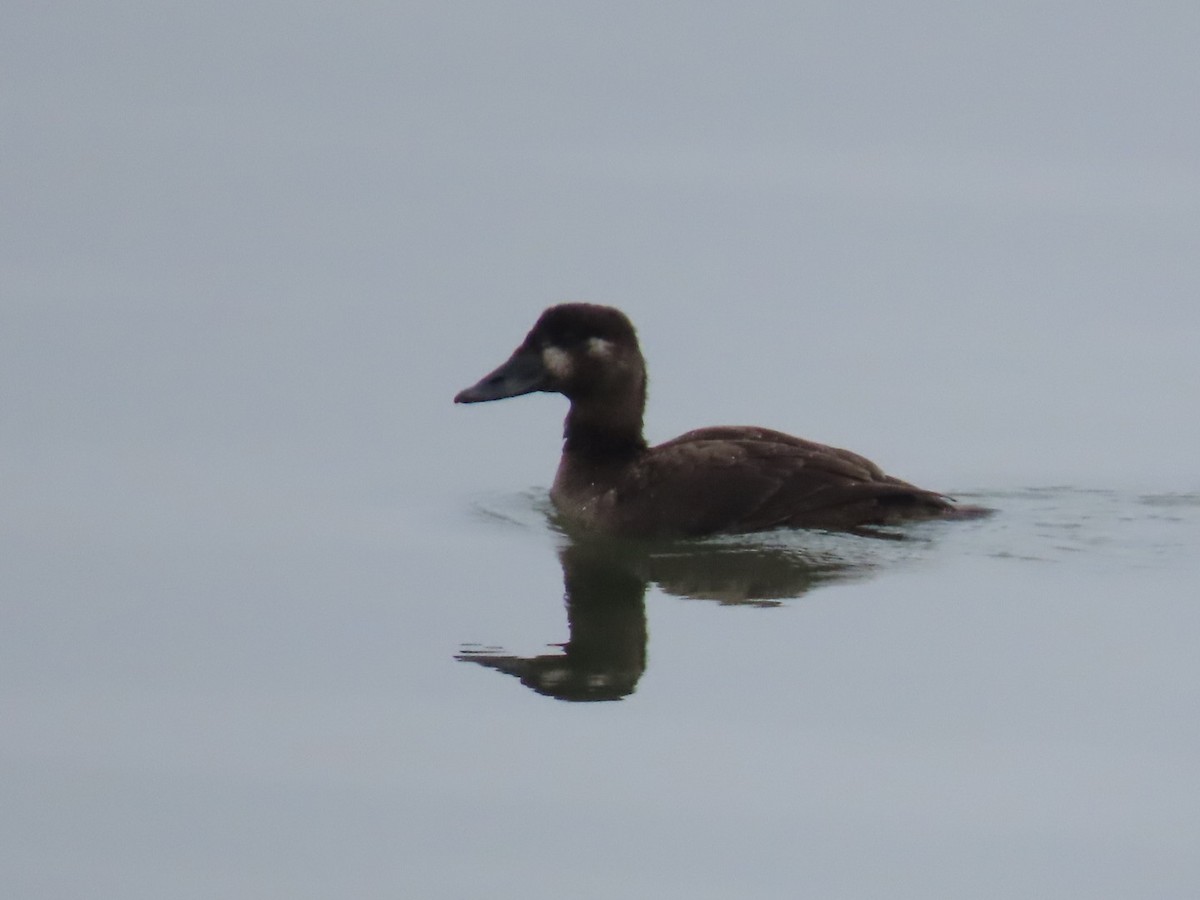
[941,502,995,520]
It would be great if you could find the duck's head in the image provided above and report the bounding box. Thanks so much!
[454,303,646,405]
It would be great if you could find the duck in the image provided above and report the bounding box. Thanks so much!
[455,303,987,537]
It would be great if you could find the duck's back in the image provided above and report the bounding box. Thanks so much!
[554,426,960,537]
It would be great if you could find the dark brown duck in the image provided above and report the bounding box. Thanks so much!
[455,303,986,537]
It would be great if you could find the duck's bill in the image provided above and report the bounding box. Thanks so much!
[454,351,546,403]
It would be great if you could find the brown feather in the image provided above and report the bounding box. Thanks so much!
[456,304,990,537]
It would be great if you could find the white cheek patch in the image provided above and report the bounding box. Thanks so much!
[542,346,573,379]
[586,337,614,359]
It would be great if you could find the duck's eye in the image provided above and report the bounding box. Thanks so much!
[558,331,585,347]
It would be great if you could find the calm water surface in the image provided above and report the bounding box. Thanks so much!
[5,477,1198,898]
[7,3,1200,895]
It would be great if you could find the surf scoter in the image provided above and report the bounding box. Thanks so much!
[455,303,985,537]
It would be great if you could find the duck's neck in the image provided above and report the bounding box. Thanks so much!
[562,394,647,462]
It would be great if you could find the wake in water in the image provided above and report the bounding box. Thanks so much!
[471,485,1200,576]
[930,486,1200,569]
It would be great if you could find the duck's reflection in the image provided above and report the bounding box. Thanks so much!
[457,533,880,702]
[458,544,647,702]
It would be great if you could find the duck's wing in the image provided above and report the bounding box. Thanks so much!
[636,427,953,534]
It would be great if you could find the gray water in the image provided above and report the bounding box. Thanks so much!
[5,3,1200,898]
[5,478,1199,898]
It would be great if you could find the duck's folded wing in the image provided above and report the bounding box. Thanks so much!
[634,431,952,534]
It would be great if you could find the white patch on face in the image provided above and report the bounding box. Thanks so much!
[586,337,614,359]
[542,346,573,379]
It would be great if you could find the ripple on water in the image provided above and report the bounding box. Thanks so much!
[472,484,1200,576]
[457,485,1199,701]
[947,486,1200,569]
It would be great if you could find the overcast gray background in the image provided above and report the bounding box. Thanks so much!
[3,3,1200,898]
